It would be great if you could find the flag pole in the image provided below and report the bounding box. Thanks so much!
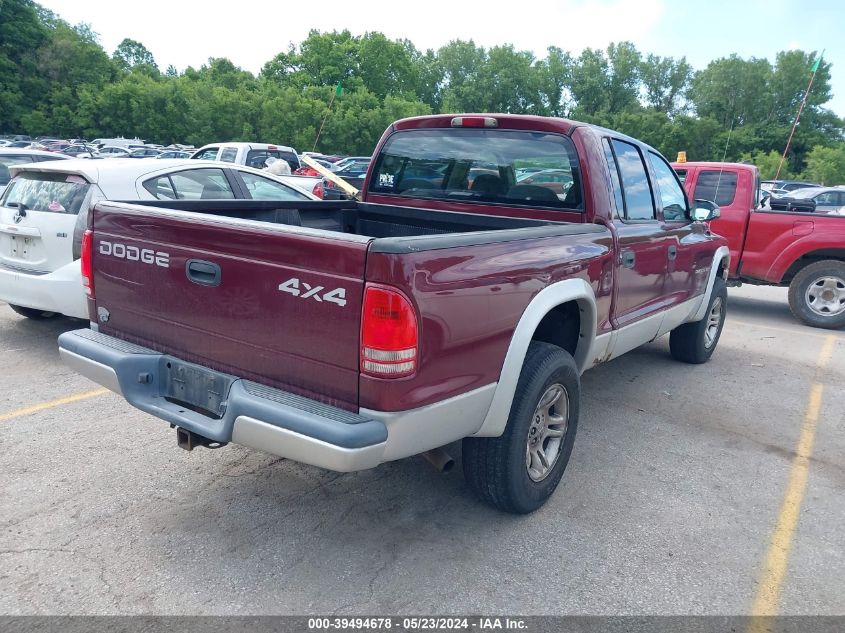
[774,50,824,180]
[313,82,342,152]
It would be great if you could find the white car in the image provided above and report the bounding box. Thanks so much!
[0,159,318,320]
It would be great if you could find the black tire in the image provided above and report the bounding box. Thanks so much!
[462,341,580,514]
[669,277,727,364]
[787,260,845,330]
[8,304,58,320]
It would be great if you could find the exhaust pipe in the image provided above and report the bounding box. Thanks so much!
[421,447,455,473]
[176,427,227,451]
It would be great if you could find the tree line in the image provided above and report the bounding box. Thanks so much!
[2,0,844,182]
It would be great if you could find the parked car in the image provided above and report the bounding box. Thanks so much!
[97,145,131,158]
[191,142,301,172]
[0,159,319,320]
[61,145,101,159]
[762,179,820,192]
[0,149,70,195]
[331,156,371,171]
[6,140,36,149]
[156,150,192,159]
[769,186,845,213]
[58,113,728,514]
[126,148,162,159]
[673,161,845,329]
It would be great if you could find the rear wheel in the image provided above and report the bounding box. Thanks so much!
[788,260,845,330]
[8,304,58,320]
[462,341,579,514]
[669,277,727,364]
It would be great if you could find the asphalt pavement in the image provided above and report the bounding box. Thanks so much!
[1,285,843,615]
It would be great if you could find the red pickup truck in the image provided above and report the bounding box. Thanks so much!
[673,161,845,329]
[58,114,729,513]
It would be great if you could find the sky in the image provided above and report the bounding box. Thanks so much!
[36,0,845,119]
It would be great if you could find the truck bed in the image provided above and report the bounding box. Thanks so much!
[90,199,605,412]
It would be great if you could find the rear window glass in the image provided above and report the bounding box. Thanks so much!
[368,128,583,210]
[220,147,238,163]
[693,170,737,207]
[1,172,90,214]
[246,149,300,171]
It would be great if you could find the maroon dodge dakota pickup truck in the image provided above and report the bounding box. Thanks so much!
[58,114,730,513]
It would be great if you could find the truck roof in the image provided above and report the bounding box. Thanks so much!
[672,161,759,172]
[391,113,581,136]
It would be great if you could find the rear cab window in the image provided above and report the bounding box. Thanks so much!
[246,149,300,171]
[220,147,238,163]
[368,128,583,210]
[1,172,91,214]
[693,170,737,207]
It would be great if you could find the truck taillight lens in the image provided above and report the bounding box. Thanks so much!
[361,285,418,378]
[80,229,94,298]
[312,181,325,199]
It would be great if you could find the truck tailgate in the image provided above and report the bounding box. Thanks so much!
[90,202,371,410]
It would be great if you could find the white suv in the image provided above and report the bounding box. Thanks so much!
[0,159,317,320]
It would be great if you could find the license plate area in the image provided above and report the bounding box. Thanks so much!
[10,235,31,259]
[161,357,235,419]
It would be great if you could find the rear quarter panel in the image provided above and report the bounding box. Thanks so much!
[360,231,614,411]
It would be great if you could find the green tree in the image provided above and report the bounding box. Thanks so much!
[802,145,845,185]
[0,0,50,131]
[691,55,772,126]
[113,37,157,72]
[640,54,692,116]
[739,149,790,180]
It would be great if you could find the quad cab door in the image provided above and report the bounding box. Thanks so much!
[601,138,674,350]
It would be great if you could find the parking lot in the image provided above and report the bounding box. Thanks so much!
[1,284,843,615]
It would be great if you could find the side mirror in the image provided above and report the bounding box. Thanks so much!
[693,199,720,222]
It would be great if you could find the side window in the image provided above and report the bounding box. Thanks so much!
[611,139,656,220]
[239,172,309,201]
[0,155,35,186]
[648,151,688,221]
[220,147,238,163]
[693,170,737,207]
[814,192,838,206]
[194,148,219,161]
[164,169,235,199]
[143,176,178,200]
[675,169,688,184]
[601,138,625,218]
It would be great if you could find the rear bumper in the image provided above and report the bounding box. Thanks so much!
[58,328,498,471]
[0,259,88,319]
[58,329,387,471]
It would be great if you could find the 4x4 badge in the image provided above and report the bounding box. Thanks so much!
[278,277,347,307]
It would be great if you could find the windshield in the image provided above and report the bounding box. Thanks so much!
[1,172,91,214]
[368,128,583,210]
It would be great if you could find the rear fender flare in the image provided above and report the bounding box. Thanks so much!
[470,278,597,438]
[690,246,730,322]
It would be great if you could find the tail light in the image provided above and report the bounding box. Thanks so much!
[360,285,418,378]
[81,229,94,298]
[312,181,325,199]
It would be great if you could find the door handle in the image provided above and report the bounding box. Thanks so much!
[186,259,221,287]
[668,245,677,261]
[621,250,636,268]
